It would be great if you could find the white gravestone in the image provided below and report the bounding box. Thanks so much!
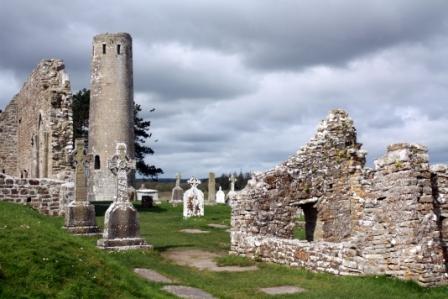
[183,177,204,218]
[216,186,226,204]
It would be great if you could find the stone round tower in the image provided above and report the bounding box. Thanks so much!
[88,33,134,202]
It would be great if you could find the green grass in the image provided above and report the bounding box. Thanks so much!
[215,255,256,267]
[1,201,448,298]
[0,202,170,299]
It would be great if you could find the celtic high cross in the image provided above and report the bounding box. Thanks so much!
[72,138,89,203]
[108,143,136,203]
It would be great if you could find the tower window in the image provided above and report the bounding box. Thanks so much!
[117,44,121,54]
[102,44,106,54]
[94,155,101,169]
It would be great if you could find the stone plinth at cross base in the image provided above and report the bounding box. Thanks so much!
[97,143,151,250]
[65,202,100,236]
[97,201,152,250]
[64,138,100,236]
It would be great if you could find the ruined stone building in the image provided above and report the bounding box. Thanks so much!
[231,109,448,286]
[88,33,135,202]
[0,59,74,215]
[0,59,73,180]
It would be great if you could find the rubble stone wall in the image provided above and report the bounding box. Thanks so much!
[0,173,73,216]
[0,59,73,180]
[230,109,448,286]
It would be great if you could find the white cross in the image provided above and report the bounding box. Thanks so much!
[188,177,201,188]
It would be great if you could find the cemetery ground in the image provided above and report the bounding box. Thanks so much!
[1,198,448,298]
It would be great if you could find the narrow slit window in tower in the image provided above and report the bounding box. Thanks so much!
[117,44,121,54]
[102,44,106,54]
[94,155,101,169]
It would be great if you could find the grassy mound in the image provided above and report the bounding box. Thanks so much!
[0,202,168,299]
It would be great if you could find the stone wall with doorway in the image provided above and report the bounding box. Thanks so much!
[0,59,73,180]
[230,109,448,286]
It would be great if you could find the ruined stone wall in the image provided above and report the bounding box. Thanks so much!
[431,164,448,263]
[0,59,73,180]
[231,110,366,241]
[0,99,18,175]
[0,173,74,216]
[230,109,448,286]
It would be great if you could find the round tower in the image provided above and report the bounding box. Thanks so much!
[88,33,134,202]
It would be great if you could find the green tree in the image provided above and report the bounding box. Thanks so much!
[72,89,163,178]
[134,104,163,177]
[72,89,90,139]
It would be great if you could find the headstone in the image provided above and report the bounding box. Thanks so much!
[170,172,184,204]
[97,143,151,250]
[183,177,204,218]
[226,174,237,205]
[64,139,100,235]
[216,186,225,204]
[208,172,216,202]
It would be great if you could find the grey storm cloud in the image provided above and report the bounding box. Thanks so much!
[1,0,448,177]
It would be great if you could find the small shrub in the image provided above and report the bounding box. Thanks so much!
[394,160,404,169]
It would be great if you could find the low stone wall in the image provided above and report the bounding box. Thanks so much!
[0,173,73,216]
[231,232,362,276]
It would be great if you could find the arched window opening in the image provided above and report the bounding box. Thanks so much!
[94,155,101,169]
[117,44,121,54]
[102,44,106,54]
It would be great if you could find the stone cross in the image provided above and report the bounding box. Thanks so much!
[229,175,237,192]
[108,143,136,203]
[208,172,216,202]
[188,177,201,188]
[73,139,89,202]
[175,172,181,187]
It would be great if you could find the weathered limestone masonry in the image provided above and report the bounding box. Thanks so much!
[88,33,135,202]
[0,100,18,175]
[0,173,73,216]
[230,109,448,286]
[0,59,73,180]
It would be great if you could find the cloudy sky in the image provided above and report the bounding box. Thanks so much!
[1,1,448,178]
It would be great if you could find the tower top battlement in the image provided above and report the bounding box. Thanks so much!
[93,32,132,42]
